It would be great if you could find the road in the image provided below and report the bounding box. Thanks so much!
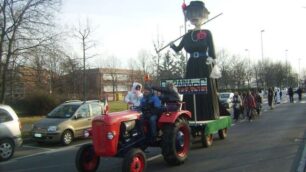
[1,95,305,172]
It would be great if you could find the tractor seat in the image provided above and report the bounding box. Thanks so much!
[164,101,184,112]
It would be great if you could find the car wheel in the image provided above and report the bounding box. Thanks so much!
[0,139,15,161]
[61,130,73,146]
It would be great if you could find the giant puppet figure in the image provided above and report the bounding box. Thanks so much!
[170,1,220,120]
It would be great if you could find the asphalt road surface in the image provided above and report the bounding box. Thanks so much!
[1,95,305,172]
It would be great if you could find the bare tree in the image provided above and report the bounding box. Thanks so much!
[217,49,232,89]
[0,0,61,103]
[73,19,97,100]
[103,55,121,99]
[136,49,154,82]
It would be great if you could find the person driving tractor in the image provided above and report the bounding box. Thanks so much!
[152,82,182,111]
[140,85,162,143]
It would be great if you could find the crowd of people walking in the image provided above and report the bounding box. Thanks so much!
[232,90,262,122]
[232,86,303,123]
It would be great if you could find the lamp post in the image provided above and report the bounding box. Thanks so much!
[285,49,288,87]
[260,30,265,61]
[298,58,301,87]
[245,49,251,87]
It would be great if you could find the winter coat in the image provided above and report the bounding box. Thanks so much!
[124,82,143,107]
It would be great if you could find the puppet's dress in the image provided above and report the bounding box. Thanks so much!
[171,29,219,120]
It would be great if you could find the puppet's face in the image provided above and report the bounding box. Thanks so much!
[189,15,205,27]
[186,2,209,28]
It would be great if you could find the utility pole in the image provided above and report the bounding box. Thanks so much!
[285,49,288,87]
[298,58,301,87]
[83,36,86,101]
[260,30,265,62]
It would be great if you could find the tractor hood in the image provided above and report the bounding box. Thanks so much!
[93,110,141,125]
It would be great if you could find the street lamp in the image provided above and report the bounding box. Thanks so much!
[285,49,288,87]
[298,58,301,87]
[260,30,265,61]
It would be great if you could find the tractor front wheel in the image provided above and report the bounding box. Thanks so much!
[162,117,191,166]
[122,148,146,172]
[75,143,100,172]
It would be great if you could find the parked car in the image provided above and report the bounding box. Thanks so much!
[219,92,234,109]
[0,105,23,161]
[32,100,109,145]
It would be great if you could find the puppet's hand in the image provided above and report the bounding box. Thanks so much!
[169,42,175,49]
[206,57,215,65]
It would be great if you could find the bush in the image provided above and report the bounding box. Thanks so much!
[12,92,60,116]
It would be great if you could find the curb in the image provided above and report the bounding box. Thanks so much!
[297,143,306,172]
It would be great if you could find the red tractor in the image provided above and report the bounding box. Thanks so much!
[75,102,191,172]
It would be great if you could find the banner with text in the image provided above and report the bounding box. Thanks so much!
[160,78,207,95]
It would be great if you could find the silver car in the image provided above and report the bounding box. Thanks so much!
[219,92,234,109]
[0,105,23,161]
[32,100,108,146]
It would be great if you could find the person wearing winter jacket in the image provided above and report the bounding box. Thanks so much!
[232,92,242,122]
[244,91,256,121]
[124,82,143,109]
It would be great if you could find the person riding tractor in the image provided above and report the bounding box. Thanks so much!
[139,85,162,144]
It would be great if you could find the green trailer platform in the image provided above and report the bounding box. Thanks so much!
[189,116,232,147]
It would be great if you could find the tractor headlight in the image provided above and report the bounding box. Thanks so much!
[47,126,57,132]
[107,132,115,140]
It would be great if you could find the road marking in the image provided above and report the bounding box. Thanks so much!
[3,142,90,165]
[297,143,306,172]
[147,154,162,161]
[22,145,54,151]
[6,163,74,172]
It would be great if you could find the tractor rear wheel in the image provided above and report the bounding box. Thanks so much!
[75,143,100,172]
[162,117,191,166]
[122,148,146,172]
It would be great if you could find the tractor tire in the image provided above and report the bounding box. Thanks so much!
[218,128,228,139]
[75,143,100,172]
[161,117,191,166]
[0,139,15,161]
[201,132,213,148]
[122,148,146,172]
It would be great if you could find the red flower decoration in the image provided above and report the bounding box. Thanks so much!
[181,2,187,10]
[196,31,207,40]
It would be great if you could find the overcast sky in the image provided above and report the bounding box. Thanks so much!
[59,0,306,74]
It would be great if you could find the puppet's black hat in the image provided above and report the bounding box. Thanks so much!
[186,1,210,15]
[188,1,205,8]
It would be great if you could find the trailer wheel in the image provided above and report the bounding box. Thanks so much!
[122,148,146,172]
[162,117,191,166]
[218,128,228,139]
[201,132,213,148]
[75,143,100,172]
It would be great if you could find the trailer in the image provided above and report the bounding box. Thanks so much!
[161,78,232,147]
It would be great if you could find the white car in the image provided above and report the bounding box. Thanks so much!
[219,92,234,109]
[0,105,23,161]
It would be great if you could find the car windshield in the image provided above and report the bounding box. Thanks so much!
[47,104,80,118]
[220,94,230,99]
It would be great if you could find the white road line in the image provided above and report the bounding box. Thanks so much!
[4,142,89,165]
[7,163,74,172]
[147,154,162,161]
[22,145,54,151]
[297,143,306,172]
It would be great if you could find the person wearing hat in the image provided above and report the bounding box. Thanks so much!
[170,1,219,120]
[140,85,162,143]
